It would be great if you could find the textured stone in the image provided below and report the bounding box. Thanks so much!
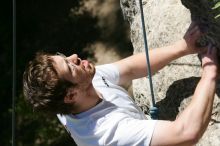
[120,0,220,145]
[181,0,220,57]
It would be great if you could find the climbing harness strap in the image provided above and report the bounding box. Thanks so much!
[138,0,158,119]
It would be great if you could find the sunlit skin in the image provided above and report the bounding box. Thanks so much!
[49,23,219,145]
[51,54,102,114]
[52,54,95,87]
[50,24,207,116]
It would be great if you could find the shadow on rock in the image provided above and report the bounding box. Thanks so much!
[156,77,200,120]
[156,77,220,121]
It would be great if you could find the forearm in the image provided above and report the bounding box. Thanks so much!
[192,75,216,126]
[131,40,188,78]
[150,75,216,146]
[175,44,219,144]
[176,75,216,141]
[149,40,188,74]
[130,23,204,79]
[115,40,189,85]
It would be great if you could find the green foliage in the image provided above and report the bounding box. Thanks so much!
[215,14,220,19]
[212,1,220,19]
[212,2,220,9]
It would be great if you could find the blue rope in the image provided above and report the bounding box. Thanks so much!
[138,0,158,119]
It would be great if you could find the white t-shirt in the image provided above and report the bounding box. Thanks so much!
[57,64,157,146]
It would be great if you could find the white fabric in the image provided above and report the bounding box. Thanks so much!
[57,64,157,146]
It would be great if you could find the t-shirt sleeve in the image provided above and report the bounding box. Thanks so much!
[95,64,120,85]
[102,118,157,146]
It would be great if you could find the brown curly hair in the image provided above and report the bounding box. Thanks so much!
[23,52,75,114]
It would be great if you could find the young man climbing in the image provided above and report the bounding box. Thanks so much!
[23,23,219,146]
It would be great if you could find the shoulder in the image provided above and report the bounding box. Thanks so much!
[94,64,120,85]
[95,64,119,75]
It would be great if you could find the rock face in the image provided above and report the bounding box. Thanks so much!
[181,0,220,59]
[182,0,220,50]
[121,0,220,145]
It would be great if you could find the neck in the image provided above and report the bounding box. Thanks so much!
[72,84,103,114]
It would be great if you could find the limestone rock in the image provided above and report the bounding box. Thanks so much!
[121,0,220,145]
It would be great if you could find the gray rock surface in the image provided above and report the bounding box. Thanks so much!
[121,0,220,145]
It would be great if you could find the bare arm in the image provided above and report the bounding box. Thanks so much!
[150,45,219,146]
[114,23,203,86]
[114,40,187,85]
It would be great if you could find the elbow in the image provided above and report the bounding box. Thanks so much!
[175,121,202,145]
[185,130,200,145]
[184,124,204,145]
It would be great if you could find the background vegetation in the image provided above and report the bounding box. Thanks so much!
[1,0,133,145]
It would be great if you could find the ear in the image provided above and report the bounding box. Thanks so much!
[64,88,77,104]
